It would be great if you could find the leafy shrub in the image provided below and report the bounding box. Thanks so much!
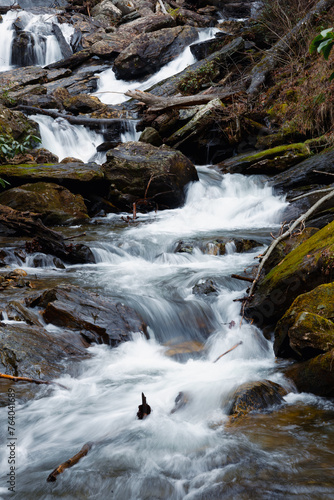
[309,27,334,80]
[0,134,41,162]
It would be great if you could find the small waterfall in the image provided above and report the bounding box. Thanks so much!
[31,114,105,163]
[0,10,73,70]
[95,28,220,105]
[121,120,140,142]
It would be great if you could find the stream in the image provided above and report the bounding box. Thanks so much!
[0,5,334,500]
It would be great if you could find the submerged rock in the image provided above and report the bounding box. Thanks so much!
[29,284,147,347]
[103,141,198,211]
[0,182,89,226]
[227,380,287,420]
[274,283,334,360]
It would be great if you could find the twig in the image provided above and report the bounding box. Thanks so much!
[0,373,68,390]
[63,233,86,241]
[312,169,334,177]
[213,341,243,363]
[157,0,168,14]
[290,187,334,202]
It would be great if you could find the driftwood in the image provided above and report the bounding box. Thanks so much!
[16,105,125,129]
[47,442,93,482]
[247,0,334,96]
[0,373,68,389]
[0,204,95,265]
[137,392,151,419]
[124,89,237,112]
[246,188,334,299]
[213,341,243,363]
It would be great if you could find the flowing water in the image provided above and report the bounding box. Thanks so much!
[0,9,334,500]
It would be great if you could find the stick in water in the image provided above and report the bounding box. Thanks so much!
[0,373,68,390]
[47,442,93,482]
[213,341,243,363]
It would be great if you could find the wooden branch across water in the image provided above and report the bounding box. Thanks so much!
[124,89,237,112]
[213,341,243,363]
[16,105,126,129]
[231,274,254,283]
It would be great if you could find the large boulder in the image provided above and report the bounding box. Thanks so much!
[245,220,334,328]
[0,323,89,380]
[28,284,147,347]
[284,349,334,397]
[226,380,287,420]
[91,0,123,23]
[0,182,89,226]
[117,13,176,36]
[274,283,334,360]
[113,26,198,79]
[102,141,199,211]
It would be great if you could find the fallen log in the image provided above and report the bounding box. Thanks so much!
[0,204,95,265]
[231,274,254,283]
[16,105,126,129]
[0,373,68,390]
[247,0,334,96]
[124,89,238,112]
[47,442,93,482]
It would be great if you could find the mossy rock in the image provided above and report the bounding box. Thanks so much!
[284,349,334,397]
[227,380,287,420]
[275,282,334,360]
[217,143,311,176]
[62,94,104,114]
[0,105,39,140]
[245,220,334,328]
[0,182,89,226]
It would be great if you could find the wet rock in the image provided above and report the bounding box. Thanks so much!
[0,162,105,198]
[113,26,198,80]
[283,349,334,397]
[268,149,334,193]
[29,284,147,347]
[0,322,89,379]
[245,220,334,329]
[62,94,104,113]
[227,380,287,420]
[91,0,123,23]
[0,105,39,141]
[0,67,48,91]
[0,182,89,226]
[139,127,163,146]
[190,32,227,60]
[172,7,216,27]
[192,279,218,296]
[52,23,72,59]
[164,341,204,362]
[174,240,194,254]
[217,143,311,176]
[117,13,175,36]
[44,49,92,71]
[11,32,42,67]
[274,283,334,360]
[103,141,198,211]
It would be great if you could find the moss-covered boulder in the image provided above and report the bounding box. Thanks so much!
[0,182,89,226]
[284,349,334,397]
[245,221,334,328]
[102,141,198,211]
[274,283,334,360]
[0,162,105,198]
[226,380,287,420]
[0,105,39,140]
[217,143,311,176]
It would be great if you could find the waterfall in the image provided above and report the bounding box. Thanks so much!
[0,10,73,70]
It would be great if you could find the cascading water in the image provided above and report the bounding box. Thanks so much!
[94,28,220,105]
[0,10,73,71]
